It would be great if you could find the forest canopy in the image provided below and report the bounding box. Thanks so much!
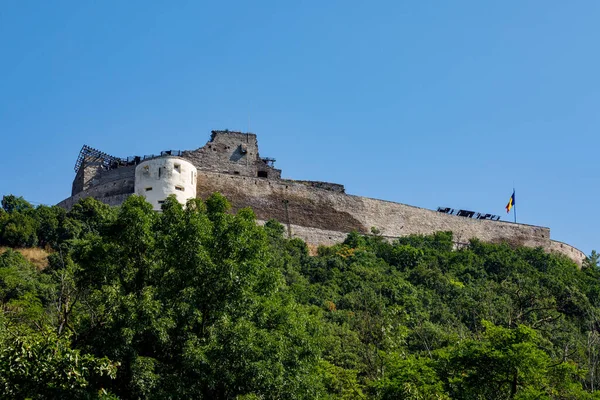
[0,193,599,399]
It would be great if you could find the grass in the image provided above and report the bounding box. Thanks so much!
[306,243,319,256]
[0,246,51,270]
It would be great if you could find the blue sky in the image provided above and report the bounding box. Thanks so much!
[1,1,598,255]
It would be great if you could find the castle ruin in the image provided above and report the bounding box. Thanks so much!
[58,130,586,266]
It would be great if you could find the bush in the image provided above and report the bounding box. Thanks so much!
[0,213,38,247]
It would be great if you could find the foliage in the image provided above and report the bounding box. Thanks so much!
[1,195,34,213]
[0,328,118,399]
[0,192,599,399]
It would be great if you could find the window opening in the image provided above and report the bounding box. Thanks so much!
[145,187,153,192]
[257,171,268,178]
[175,186,184,191]
[174,164,181,173]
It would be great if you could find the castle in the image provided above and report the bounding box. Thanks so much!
[58,130,586,265]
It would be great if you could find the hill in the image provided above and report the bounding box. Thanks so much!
[0,247,50,270]
[0,193,599,399]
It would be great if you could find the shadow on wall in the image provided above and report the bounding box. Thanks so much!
[229,146,245,162]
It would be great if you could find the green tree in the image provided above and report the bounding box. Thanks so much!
[0,249,52,328]
[68,194,325,399]
[34,205,67,248]
[1,194,33,214]
[0,329,118,399]
[444,321,589,399]
[0,212,38,247]
[584,250,600,270]
[371,353,448,399]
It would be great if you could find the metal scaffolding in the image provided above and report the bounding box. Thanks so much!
[73,145,121,173]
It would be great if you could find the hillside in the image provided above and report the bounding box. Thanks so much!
[0,193,599,399]
[0,247,50,270]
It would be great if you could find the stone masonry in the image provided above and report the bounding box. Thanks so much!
[59,130,587,266]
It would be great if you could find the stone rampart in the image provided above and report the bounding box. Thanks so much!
[60,131,586,267]
[282,179,345,193]
[181,131,281,179]
[195,171,585,266]
[548,240,587,264]
[71,131,282,198]
[57,191,131,210]
[90,165,136,189]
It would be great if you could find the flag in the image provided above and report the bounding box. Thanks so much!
[506,191,515,213]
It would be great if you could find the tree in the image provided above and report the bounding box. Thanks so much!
[0,329,118,399]
[68,194,325,399]
[371,353,448,399]
[0,212,38,247]
[584,250,600,270]
[34,205,67,248]
[1,195,33,214]
[2,193,600,398]
[444,321,590,399]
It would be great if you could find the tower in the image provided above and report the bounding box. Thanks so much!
[134,156,197,210]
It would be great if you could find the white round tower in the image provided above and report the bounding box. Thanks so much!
[134,157,197,211]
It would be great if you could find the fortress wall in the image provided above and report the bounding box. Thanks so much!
[90,165,136,188]
[57,192,132,210]
[71,131,282,198]
[548,240,586,264]
[72,163,136,196]
[182,132,281,179]
[355,196,549,248]
[195,171,549,246]
[197,172,368,234]
[283,179,345,193]
[58,166,585,266]
[58,173,134,209]
[72,163,104,195]
[196,171,585,265]
[72,166,86,195]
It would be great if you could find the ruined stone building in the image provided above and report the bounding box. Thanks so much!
[58,130,586,265]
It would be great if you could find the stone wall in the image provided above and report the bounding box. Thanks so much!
[548,240,587,264]
[182,131,282,179]
[61,166,136,209]
[72,162,136,197]
[72,131,283,198]
[195,171,585,266]
[283,179,346,193]
[71,162,104,195]
[62,131,586,267]
[89,165,136,189]
[57,192,131,210]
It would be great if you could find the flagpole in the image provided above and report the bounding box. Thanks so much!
[513,188,517,223]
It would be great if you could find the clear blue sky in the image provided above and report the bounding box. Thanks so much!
[1,1,598,255]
